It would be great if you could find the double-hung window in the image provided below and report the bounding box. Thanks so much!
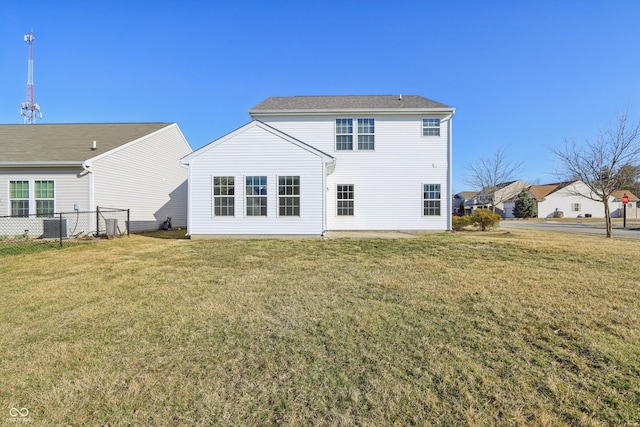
[213,176,235,216]
[9,180,29,217]
[336,118,375,151]
[571,203,581,212]
[35,180,55,217]
[246,176,267,216]
[422,118,441,136]
[336,119,353,150]
[423,184,441,216]
[357,118,375,150]
[337,184,354,216]
[278,176,300,216]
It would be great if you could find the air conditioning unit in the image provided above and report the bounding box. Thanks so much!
[42,218,68,238]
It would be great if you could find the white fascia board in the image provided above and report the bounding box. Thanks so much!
[85,123,175,164]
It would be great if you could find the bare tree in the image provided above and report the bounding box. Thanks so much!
[465,147,523,213]
[552,111,640,238]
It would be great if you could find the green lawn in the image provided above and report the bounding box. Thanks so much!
[1,230,638,426]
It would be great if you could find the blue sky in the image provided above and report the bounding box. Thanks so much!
[2,1,639,192]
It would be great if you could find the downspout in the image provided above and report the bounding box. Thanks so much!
[323,158,336,236]
[179,160,191,236]
[82,161,95,211]
[442,111,455,231]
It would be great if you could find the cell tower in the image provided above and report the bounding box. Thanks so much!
[20,31,42,124]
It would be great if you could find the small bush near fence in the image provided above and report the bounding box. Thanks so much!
[0,207,129,256]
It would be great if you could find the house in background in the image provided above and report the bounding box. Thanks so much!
[503,181,639,219]
[452,191,477,215]
[0,123,192,233]
[472,180,529,217]
[611,190,639,219]
[181,95,455,237]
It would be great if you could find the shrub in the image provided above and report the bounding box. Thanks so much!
[513,189,537,218]
[452,215,473,231]
[472,209,502,231]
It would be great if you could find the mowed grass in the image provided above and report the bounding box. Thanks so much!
[0,230,639,426]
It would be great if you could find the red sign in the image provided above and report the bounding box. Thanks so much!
[622,194,630,204]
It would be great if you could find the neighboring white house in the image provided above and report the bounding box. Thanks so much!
[0,123,192,233]
[181,95,455,237]
[503,181,639,219]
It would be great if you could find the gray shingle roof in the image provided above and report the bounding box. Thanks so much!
[249,95,452,113]
[0,123,171,164]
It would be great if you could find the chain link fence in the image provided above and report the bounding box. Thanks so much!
[0,207,129,256]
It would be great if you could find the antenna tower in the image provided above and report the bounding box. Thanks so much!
[20,31,42,124]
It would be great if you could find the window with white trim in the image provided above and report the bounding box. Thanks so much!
[422,118,441,136]
[423,184,441,216]
[357,118,375,150]
[571,203,581,212]
[337,184,354,216]
[35,180,55,217]
[278,176,300,216]
[213,176,234,216]
[9,180,29,217]
[336,119,353,150]
[246,176,267,216]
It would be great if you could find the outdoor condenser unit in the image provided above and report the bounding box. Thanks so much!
[42,218,68,239]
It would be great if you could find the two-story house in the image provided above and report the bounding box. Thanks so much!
[180,95,455,237]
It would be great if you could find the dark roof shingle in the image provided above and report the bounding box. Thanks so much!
[0,123,171,163]
[249,95,452,112]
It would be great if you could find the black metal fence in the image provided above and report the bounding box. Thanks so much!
[0,207,129,256]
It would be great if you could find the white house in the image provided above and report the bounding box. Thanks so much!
[503,181,638,219]
[181,95,455,237]
[0,123,192,233]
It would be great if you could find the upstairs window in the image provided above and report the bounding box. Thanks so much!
[423,184,441,216]
[336,119,353,150]
[9,180,29,217]
[357,118,375,150]
[246,176,267,216]
[278,176,300,216]
[213,176,235,216]
[35,180,55,217]
[422,118,441,136]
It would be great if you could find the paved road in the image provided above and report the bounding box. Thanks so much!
[500,219,640,238]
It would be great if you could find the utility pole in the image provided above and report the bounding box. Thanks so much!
[20,31,42,124]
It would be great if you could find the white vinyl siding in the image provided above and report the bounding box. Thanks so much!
[185,122,328,236]
[91,124,191,232]
[254,115,451,230]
